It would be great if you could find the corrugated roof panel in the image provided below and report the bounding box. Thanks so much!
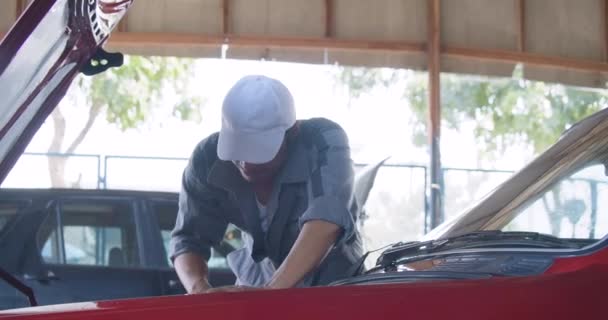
[227,47,326,65]
[524,66,608,88]
[226,46,427,70]
[0,1,16,32]
[127,0,223,34]
[231,0,325,37]
[107,43,221,59]
[3,0,608,88]
[442,0,518,51]
[525,0,604,61]
[329,50,427,70]
[442,56,516,79]
[334,0,427,42]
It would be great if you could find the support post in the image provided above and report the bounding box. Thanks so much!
[427,0,443,230]
[604,0,608,61]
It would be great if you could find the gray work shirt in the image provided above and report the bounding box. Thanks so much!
[170,118,363,286]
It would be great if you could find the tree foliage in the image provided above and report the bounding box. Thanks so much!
[335,66,608,158]
[48,56,203,187]
[336,67,402,100]
[78,55,202,130]
[336,66,608,235]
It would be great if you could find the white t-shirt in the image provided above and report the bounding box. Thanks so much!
[256,198,270,232]
[225,197,275,287]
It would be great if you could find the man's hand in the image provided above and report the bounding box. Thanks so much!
[204,285,263,294]
[266,220,340,289]
[174,252,211,294]
[188,278,212,294]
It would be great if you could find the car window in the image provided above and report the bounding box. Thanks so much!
[503,163,608,239]
[151,201,243,269]
[36,201,141,267]
[0,201,26,238]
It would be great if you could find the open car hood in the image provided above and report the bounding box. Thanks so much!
[424,107,608,240]
[0,0,130,184]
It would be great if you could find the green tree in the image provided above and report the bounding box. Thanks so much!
[336,67,403,105]
[48,56,204,187]
[410,73,608,233]
[408,73,608,157]
[335,66,608,157]
[335,66,608,234]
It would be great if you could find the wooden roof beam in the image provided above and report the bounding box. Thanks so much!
[103,32,608,73]
[604,0,608,61]
[444,46,608,73]
[107,32,426,52]
[2,30,607,74]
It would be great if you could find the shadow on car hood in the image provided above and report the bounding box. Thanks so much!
[0,263,605,319]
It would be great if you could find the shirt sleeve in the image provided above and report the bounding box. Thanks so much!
[170,141,228,262]
[299,127,356,246]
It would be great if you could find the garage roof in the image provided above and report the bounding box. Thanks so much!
[3,0,608,88]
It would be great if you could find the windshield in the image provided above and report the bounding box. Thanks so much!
[481,120,608,240]
[425,108,608,244]
[501,164,608,239]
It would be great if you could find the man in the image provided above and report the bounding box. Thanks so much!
[171,75,363,293]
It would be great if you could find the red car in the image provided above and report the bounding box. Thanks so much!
[0,1,605,319]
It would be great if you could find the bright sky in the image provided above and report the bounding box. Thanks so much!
[0,57,546,255]
[4,57,537,192]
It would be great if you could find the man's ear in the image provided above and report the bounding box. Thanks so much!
[287,121,300,141]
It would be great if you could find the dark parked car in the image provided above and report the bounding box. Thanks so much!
[0,156,385,310]
[0,189,241,309]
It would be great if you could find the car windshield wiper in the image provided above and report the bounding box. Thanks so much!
[332,270,494,286]
[375,230,581,269]
[0,266,37,307]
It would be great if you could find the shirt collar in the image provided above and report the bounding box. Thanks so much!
[207,159,248,193]
[278,140,309,183]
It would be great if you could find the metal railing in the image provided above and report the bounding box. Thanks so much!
[9,152,608,241]
[102,155,190,190]
[7,152,519,235]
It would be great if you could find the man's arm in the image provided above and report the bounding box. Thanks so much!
[265,122,357,289]
[266,220,340,289]
[174,252,212,294]
[171,135,229,293]
[208,122,354,291]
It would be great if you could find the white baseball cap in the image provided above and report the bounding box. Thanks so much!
[217,75,296,164]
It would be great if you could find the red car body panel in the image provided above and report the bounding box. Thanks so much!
[0,239,606,319]
[0,1,606,319]
[0,262,605,319]
[546,245,608,274]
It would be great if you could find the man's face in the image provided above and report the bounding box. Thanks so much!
[232,139,288,184]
